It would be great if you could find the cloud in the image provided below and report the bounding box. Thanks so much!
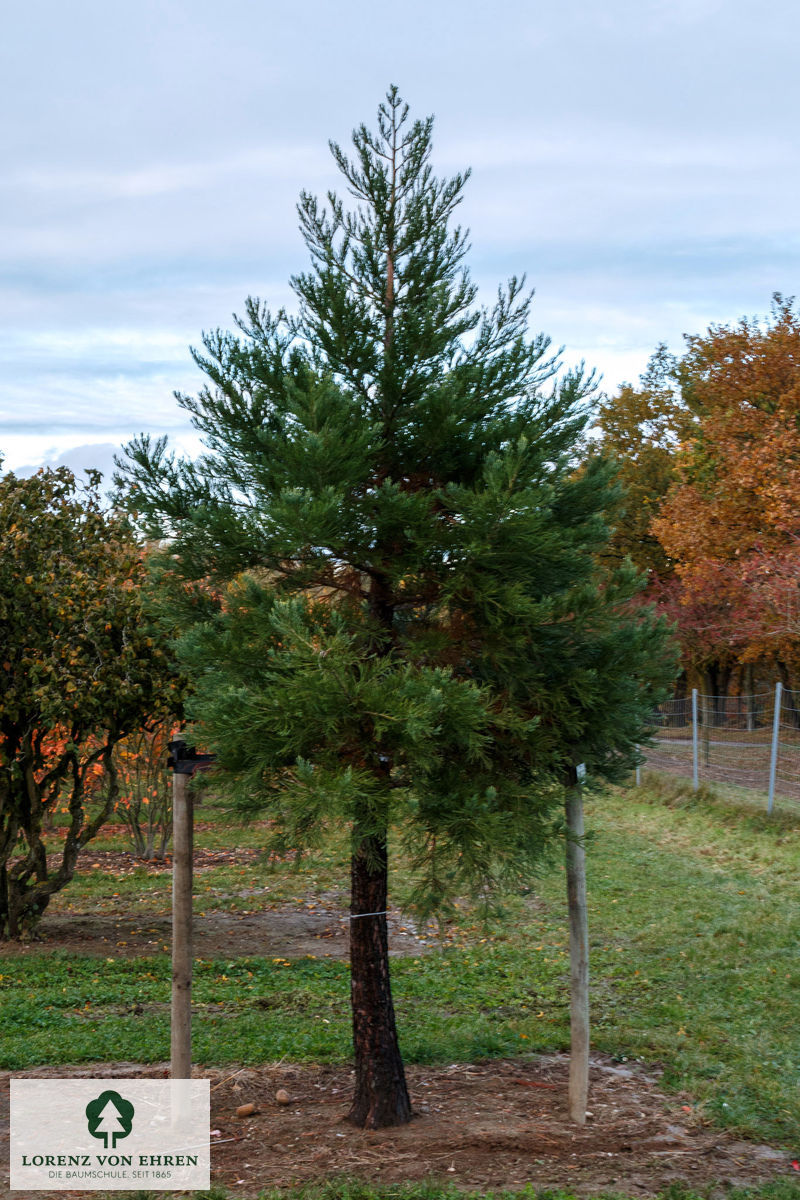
[9,145,325,202]
[11,442,122,484]
[1,0,797,475]
[5,433,205,486]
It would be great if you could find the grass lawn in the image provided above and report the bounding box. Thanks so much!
[2,774,798,1170]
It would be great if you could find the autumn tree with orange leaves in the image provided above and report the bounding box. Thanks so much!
[595,296,800,701]
[595,344,691,579]
[654,295,800,564]
[608,296,800,694]
[0,466,182,939]
[112,718,176,861]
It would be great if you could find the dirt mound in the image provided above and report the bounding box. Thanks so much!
[1,1056,792,1198]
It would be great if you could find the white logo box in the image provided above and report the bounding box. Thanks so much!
[10,1079,210,1191]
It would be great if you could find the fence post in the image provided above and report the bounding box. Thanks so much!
[767,680,782,815]
[565,765,589,1124]
[691,688,699,791]
[171,766,193,1078]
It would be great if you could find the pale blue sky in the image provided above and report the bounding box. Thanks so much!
[2,0,798,481]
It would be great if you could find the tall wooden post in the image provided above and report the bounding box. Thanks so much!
[565,765,589,1124]
[171,766,193,1078]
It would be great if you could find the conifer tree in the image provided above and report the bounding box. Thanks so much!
[116,88,674,1128]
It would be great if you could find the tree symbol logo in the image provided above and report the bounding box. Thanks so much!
[85,1090,135,1149]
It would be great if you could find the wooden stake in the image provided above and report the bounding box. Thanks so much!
[171,767,193,1078]
[565,767,589,1124]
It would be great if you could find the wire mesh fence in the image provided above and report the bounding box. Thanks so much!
[643,683,800,809]
[773,685,800,801]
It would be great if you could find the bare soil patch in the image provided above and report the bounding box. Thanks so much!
[0,1056,792,1199]
[48,845,266,874]
[0,905,429,959]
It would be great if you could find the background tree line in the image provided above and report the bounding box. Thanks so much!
[595,293,800,717]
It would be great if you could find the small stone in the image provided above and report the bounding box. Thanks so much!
[275,1088,291,1105]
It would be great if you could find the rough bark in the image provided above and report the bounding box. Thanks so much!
[347,803,412,1128]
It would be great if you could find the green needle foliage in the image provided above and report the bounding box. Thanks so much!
[115,88,674,1126]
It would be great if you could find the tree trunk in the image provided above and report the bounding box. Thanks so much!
[565,766,589,1125]
[672,671,688,727]
[0,758,116,940]
[777,662,800,729]
[3,859,31,940]
[743,662,757,731]
[703,662,732,726]
[0,863,19,941]
[347,805,411,1129]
